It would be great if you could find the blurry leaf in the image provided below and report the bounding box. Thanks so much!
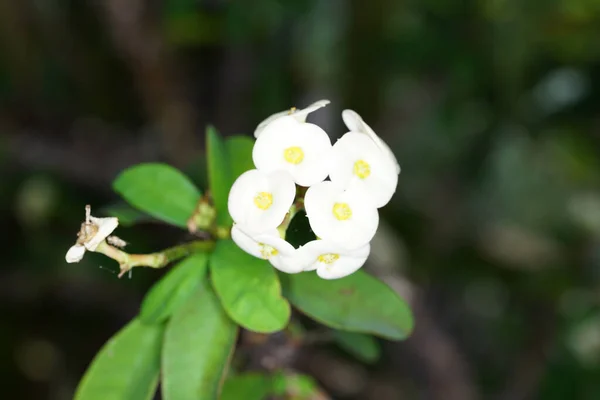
[207,126,233,226]
[221,373,270,400]
[100,202,155,226]
[210,240,291,333]
[283,271,414,340]
[271,372,325,399]
[74,319,163,400]
[225,135,255,180]
[333,330,381,364]
[140,253,209,324]
[162,279,238,400]
[113,163,201,228]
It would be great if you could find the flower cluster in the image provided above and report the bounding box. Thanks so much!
[228,100,400,279]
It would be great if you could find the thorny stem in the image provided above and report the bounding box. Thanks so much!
[95,240,215,278]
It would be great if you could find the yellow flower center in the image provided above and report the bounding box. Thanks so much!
[283,146,304,164]
[318,253,340,264]
[332,202,352,221]
[353,159,371,179]
[287,107,297,115]
[253,192,273,210]
[259,243,279,259]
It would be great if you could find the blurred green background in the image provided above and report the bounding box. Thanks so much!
[2,0,600,399]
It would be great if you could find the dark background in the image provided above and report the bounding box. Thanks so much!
[2,0,600,399]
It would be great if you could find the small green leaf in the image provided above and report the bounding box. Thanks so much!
[333,330,381,364]
[225,135,255,180]
[221,373,270,400]
[210,240,291,333]
[206,126,233,226]
[162,279,238,400]
[113,163,201,228]
[140,253,209,324]
[74,319,163,400]
[100,202,155,226]
[283,271,414,340]
[271,372,324,399]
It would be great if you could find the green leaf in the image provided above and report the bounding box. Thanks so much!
[333,330,381,364]
[100,202,155,227]
[210,240,291,333]
[74,319,163,400]
[225,135,255,180]
[221,373,270,400]
[271,372,324,399]
[162,279,238,400]
[113,163,201,228]
[140,253,209,324]
[282,271,414,340]
[206,126,233,226]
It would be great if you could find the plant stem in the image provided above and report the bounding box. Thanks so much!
[95,240,215,278]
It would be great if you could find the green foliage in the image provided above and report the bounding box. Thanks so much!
[100,202,155,226]
[225,135,255,180]
[206,126,234,226]
[210,240,291,333]
[207,130,255,228]
[283,270,414,340]
[85,123,415,400]
[221,373,271,400]
[271,372,324,399]
[333,330,381,364]
[74,319,163,400]
[113,163,201,228]
[139,253,209,324]
[162,279,238,400]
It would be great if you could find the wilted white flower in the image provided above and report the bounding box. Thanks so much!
[228,169,296,232]
[65,244,86,263]
[253,113,333,187]
[299,239,370,280]
[231,224,304,273]
[254,99,330,138]
[66,205,119,263]
[304,181,379,250]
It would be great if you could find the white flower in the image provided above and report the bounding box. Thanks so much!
[228,169,296,232]
[299,239,370,279]
[304,181,379,250]
[66,205,119,263]
[253,114,333,187]
[329,131,399,208]
[341,109,400,174]
[231,224,304,273]
[254,99,330,138]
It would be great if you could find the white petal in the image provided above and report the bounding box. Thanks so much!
[254,99,330,138]
[253,116,332,187]
[341,109,400,174]
[299,240,370,279]
[231,224,270,258]
[85,216,119,251]
[232,224,303,273]
[295,240,371,278]
[66,244,86,263]
[330,132,398,208]
[228,169,296,232]
[269,253,306,274]
[304,181,379,250]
